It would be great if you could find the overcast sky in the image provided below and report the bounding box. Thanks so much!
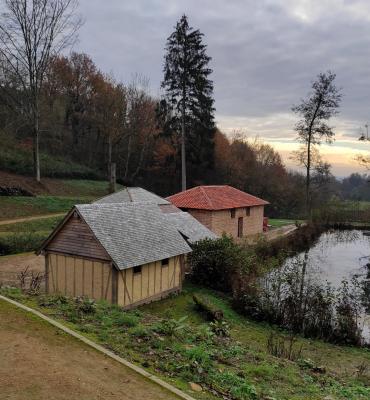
[76,0,370,176]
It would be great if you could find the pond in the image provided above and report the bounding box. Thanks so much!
[284,229,370,343]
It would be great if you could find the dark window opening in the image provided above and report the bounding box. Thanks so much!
[161,258,169,266]
[133,265,142,274]
[245,207,251,216]
[230,209,236,218]
[238,217,243,238]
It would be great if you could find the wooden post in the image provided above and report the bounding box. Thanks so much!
[45,253,49,294]
[109,162,116,193]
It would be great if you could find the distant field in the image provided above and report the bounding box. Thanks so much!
[340,201,370,210]
[0,215,65,255]
[268,218,299,228]
[0,196,91,221]
[0,216,63,233]
[0,175,123,221]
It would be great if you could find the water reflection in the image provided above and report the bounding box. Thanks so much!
[283,229,370,343]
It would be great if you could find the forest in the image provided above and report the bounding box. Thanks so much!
[0,6,368,219]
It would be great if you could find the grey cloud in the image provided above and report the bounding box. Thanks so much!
[76,0,370,136]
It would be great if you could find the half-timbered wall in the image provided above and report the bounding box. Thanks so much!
[117,255,182,308]
[46,253,115,303]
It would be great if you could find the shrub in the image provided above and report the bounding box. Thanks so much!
[74,296,96,314]
[234,256,364,346]
[209,370,257,400]
[189,235,249,292]
[209,320,230,337]
[115,312,139,328]
[0,231,46,255]
[152,316,188,337]
[129,325,150,339]
[266,332,303,361]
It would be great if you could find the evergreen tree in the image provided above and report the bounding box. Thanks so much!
[161,15,215,190]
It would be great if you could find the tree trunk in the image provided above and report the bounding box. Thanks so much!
[33,99,41,183]
[181,91,186,191]
[306,136,311,217]
[107,135,112,179]
[109,162,116,193]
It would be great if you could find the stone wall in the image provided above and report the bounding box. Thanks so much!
[210,206,264,239]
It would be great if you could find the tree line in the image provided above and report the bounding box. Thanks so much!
[0,2,368,218]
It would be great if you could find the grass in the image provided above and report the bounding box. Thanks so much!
[0,216,64,255]
[0,132,103,179]
[58,179,121,197]
[268,219,299,228]
[0,201,76,255]
[0,195,92,221]
[0,216,63,232]
[2,283,369,400]
[341,201,370,211]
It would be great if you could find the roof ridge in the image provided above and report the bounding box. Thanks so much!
[200,186,214,208]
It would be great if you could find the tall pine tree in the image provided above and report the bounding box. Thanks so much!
[161,15,215,190]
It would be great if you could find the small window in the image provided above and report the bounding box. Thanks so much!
[133,265,142,274]
[230,209,236,218]
[161,258,169,267]
[245,207,251,216]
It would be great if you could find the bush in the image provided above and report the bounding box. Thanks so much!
[0,231,46,255]
[234,256,364,346]
[189,235,250,292]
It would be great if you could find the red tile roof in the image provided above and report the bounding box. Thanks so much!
[166,185,269,210]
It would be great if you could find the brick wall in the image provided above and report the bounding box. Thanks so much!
[210,206,264,239]
[186,206,264,240]
[187,209,213,231]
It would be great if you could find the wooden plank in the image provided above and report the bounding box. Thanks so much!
[45,253,49,294]
[46,215,111,261]
[111,266,117,304]
[141,265,149,299]
[65,256,75,296]
[57,255,66,295]
[49,254,56,293]
[75,257,84,296]
[84,260,93,298]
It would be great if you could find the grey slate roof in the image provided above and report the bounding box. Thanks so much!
[94,187,170,205]
[165,211,218,243]
[75,202,191,270]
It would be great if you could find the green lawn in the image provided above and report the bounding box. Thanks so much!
[0,195,92,221]
[268,219,299,228]
[341,201,370,211]
[2,283,368,400]
[0,216,64,233]
[59,179,122,197]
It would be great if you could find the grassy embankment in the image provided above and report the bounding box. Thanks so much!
[0,179,121,255]
[1,284,369,400]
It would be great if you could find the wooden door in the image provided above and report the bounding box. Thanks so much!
[238,217,243,238]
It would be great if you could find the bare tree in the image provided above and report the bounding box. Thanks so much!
[292,71,341,215]
[355,154,370,170]
[0,0,82,181]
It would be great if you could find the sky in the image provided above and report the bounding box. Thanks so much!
[75,0,370,177]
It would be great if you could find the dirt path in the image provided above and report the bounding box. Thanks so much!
[0,212,65,225]
[0,300,179,400]
[0,253,44,286]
